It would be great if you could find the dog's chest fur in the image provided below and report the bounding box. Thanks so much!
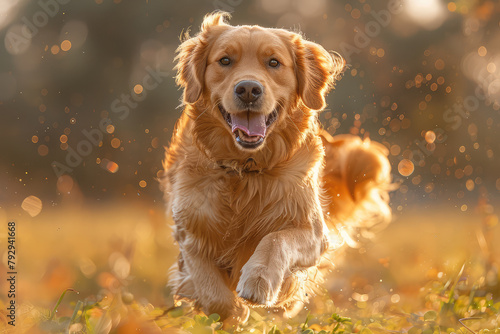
[170,140,324,274]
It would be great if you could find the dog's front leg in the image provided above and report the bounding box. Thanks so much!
[236,223,327,306]
[182,249,249,323]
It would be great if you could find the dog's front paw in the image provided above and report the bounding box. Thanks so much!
[236,263,283,307]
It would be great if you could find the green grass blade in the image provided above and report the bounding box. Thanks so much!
[49,288,79,321]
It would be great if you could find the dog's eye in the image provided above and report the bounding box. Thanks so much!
[269,59,280,67]
[219,57,231,66]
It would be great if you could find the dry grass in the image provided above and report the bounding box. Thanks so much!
[0,201,499,333]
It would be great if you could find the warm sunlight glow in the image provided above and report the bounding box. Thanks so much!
[405,0,447,30]
[0,0,19,29]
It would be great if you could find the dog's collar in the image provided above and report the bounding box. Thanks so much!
[216,158,265,175]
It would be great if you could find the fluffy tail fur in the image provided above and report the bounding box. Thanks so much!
[320,132,393,247]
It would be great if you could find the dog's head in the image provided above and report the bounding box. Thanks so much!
[175,12,344,157]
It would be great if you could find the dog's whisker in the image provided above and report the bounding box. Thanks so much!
[195,106,209,121]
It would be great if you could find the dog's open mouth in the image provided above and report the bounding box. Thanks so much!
[218,104,278,149]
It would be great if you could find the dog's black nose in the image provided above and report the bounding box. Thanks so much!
[235,80,263,104]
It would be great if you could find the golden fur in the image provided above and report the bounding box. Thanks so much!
[161,12,392,325]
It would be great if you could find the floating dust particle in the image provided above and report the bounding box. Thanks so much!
[38,145,49,156]
[61,40,72,51]
[133,84,143,94]
[468,123,478,136]
[100,159,119,173]
[390,119,401,132]
[57,175,74,193]
[79,258,97,278]
[478,46,487,57]
[390,145,401,156]
[32,135,39,143]
[351,8,361,19]
[51,45,60,54]
[139,180,147,188]
[435,59,445,70]
[21,196,43,217]
[464,165,473,176]
[391,294,400,303]
[398,159,414,177]
[60,135,68,143]
[106,125,115,134]
[487,62,496,74]
[425,131,436,143]
[151,137,159,149]
[111,138,121,148]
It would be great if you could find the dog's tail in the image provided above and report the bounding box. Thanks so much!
[320,131,393,247]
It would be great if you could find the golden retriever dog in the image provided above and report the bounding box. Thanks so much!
[161,11,392,325]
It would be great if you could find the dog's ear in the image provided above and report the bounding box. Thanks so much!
[175,36,205,104]
[295,39,345,110]
[175,11,230,104]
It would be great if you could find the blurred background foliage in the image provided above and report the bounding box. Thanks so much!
[0,0,498,206]
[0,0,499,330]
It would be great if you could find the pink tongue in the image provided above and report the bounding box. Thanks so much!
[230,112,266,137]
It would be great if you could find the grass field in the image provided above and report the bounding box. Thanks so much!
[1,200,499,333]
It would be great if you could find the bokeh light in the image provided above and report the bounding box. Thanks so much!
[405,0,447,30]
[21,195,43,217]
